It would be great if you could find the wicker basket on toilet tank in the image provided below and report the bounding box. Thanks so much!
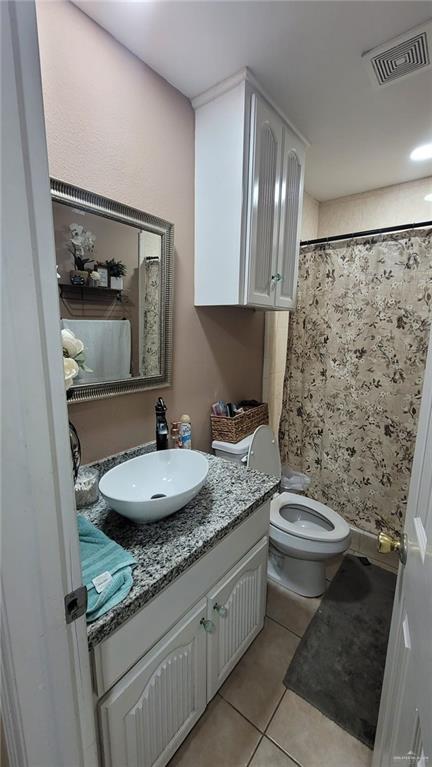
[210,403,269,444]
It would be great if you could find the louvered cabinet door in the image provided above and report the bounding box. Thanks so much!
[275,124,305,310]
[246,94,283,307]
[206,537,268,700]
[99,600,207,767]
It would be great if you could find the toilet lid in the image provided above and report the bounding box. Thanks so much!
[247,425,281,478]
[270,492,351,543]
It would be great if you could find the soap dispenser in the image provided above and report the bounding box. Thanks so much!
[155,397,169,450]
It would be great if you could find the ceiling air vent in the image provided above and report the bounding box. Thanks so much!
[363,21,432,87]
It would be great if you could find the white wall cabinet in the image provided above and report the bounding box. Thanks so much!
[96,531,268,767]
[194,69,306,310]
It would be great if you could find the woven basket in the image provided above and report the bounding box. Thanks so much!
[211,403,269,444]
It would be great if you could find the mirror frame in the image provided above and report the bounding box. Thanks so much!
[52,178,174,402]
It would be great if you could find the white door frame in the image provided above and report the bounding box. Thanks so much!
[1,2,97,765]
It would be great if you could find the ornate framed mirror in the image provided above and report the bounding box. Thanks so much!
[52,179,174,402]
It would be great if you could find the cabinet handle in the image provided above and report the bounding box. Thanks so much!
[200,618,216,633]
[271,273,282,282]
[213,603,228,618]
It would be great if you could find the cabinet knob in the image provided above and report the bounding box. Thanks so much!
[200,618,216,633]
[271,273,282,282]
[213,603,228,618]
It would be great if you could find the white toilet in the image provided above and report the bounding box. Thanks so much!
[213,425,351,597]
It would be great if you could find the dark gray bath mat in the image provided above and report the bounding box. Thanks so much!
[284,555,396,749]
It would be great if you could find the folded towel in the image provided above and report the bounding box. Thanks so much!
[78,514,136,623]
[62,319,131,383]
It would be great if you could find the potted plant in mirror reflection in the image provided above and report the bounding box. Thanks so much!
[106,258,127,290]
[67,223,96,285]
[96,262,109,288]
[88,268,101,288]
[61,328,92,391]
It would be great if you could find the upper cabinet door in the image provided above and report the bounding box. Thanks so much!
[246,94,283,307]
[275,126,305,310]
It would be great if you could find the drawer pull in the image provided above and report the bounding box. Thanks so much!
[213,603,228,618]
[200,618,216,633]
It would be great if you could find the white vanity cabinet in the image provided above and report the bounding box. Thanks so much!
[99,600,207,767]
[94,504,270,767]
[194,69,306,310]
[206,537,267,699]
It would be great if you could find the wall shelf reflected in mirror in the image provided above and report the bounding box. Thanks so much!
[52,178,174,403]
[59,284,123,302]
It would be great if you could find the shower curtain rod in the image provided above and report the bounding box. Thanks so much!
[300,219,432,247]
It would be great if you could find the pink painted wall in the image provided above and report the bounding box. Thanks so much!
[36,0,264,462]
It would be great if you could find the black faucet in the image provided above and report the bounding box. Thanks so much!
[69,421,81,483]
[155,397,169,450]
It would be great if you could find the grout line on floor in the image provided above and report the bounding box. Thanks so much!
[264,613,304,641]
[266,729,306,767]
[245,733,264,767]
[268,737,304,767]
[264,688,287,736]
[266,615,303,643]
[219,694,267,735]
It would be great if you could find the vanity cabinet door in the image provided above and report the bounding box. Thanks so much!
[99,599,207,767]
[274,124,305,310]
[206,536,268,700]
[246,94,284,308]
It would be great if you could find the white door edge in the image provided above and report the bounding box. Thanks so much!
[2,2,97,765]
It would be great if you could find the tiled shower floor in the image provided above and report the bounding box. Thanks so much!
[169,557,374,767]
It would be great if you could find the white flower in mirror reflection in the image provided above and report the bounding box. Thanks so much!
[64,357,79,390]
[62,328,84,357]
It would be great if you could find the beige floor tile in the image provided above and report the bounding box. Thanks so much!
[348,551,398,574]
[349,529,362,551]
[266,579,321,637]
[366,556,399,574]
[169,695,260,767]
[249,736,298,767]
[325,555,343,581]
[348,547,362,559]
[357,531,380,558]
[220,618,299,731]
[267,691,372,767]
[352,531,399,570]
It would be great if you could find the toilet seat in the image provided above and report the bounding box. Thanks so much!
[245,425,351,595]
[246,425,350,545]
[270,492,350,543]
[247,424,281,477]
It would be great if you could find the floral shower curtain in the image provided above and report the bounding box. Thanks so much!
[140,258,161,377]
[279,228,432,535]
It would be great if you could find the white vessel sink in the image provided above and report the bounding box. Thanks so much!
[99,450,209,524]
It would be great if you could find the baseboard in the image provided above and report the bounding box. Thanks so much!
[349,526,399,573]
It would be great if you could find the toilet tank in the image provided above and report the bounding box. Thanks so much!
[211,434,253,464]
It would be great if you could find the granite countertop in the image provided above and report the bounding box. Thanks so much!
[80,445,279,648]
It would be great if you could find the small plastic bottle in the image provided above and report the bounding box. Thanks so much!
[170,422,182,449]
[179,414,192,449]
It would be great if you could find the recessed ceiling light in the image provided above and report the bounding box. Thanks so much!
[410,143,432,161]
[425,193,432,202]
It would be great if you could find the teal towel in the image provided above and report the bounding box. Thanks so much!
[78,514,136,623]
